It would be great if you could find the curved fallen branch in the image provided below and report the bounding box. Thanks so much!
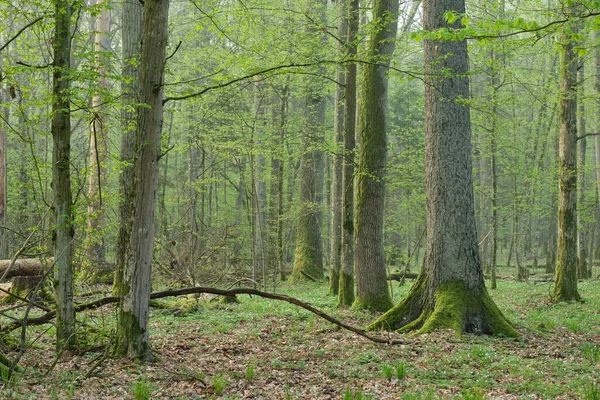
[1,287,404,345]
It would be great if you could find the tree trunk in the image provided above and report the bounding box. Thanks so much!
[576,61,589,279]
[269,86,288,285]
[115,0,170,360]
[370,0,517,336]
[594,31,600,274]
[0,258,53,278]
[251,80,268,288]
[352,0,397,312]
[0,122,6,259]
[84,0,110,273]
[113,0,142,297]
[329,0,347,296]
[51,0,76,351]
[291,1,327,282]
[337,0,358,307]
[553,15,581,302]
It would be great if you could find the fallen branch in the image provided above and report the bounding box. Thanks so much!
[0,287,404,345]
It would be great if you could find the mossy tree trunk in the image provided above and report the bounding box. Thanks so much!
[115,0,170,361]
[113,0,142,297]
[291,0,327,282]
[337,0,358,307]
[329,0,347,295]
[51,0,76,351]
[352,0,397,312]
[553,12,581,301]
[369,0,517,336]
[291,91,326,282]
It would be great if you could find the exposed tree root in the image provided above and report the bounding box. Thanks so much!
[0,287,405,345]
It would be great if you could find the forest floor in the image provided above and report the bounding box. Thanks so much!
[1,269,599,399]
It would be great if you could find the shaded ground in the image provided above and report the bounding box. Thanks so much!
[1,278,599,399]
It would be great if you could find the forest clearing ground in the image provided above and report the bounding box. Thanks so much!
[1,274,599,399]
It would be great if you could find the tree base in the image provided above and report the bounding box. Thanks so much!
[352,293,393,313]
[337,271,354,307]
[368,277,518,337]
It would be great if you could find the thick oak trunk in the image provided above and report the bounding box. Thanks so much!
[370,0,516,336]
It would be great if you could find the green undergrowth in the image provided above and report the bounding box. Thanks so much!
[2,279,600,398]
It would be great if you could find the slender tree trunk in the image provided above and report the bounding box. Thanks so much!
[370,0,517,336]
[0,122,6,259]
[352,0,397,312]
[115,0,170,360]
[337,0,358,306]
[489,56,499,289]
[269,86,288,285]
[553,14,581,301]
[52,0,76,350]
[113,0,142,296]
[576,61,588,279]
[84,0,110,272]
[329,0,348,295]
[251,80,268,288]
[594,32,600,273]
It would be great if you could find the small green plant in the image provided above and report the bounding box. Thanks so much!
[343,386,372,400]
[381,364,394,380]
[212,373,227,395]
[381,362,407,380]
[132,376,153,400]
[563,318,582,333]
[395,361,407,380]
[461,388,485,400]
[585,381,600,400]
[582,343,600,363]
[245,363,255,380]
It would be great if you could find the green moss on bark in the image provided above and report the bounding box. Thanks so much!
[352,292,393,313]
[337,271,354,307]
[290,242,323,282]
[328,268,340,296]
[368,277,518,337]
[114,310,153,361]
[368,274,426,331]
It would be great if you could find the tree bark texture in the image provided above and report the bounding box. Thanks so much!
[369,0,517,336]
[337,0,357,306]
[51,0,76,351]
[594,31,600,272]
[553,18,581,301]
[576,61,588,279]
[0,258,53,279]
[291,0,327,282]
[84,0,111,271]
[352,0,398,312]
[113,0,142,297]
[115,0,170,360]
[269,86,288,284]
[329,0,347,295]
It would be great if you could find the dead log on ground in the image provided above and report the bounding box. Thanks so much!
[388,271,419,281]
[0,258,53,280]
